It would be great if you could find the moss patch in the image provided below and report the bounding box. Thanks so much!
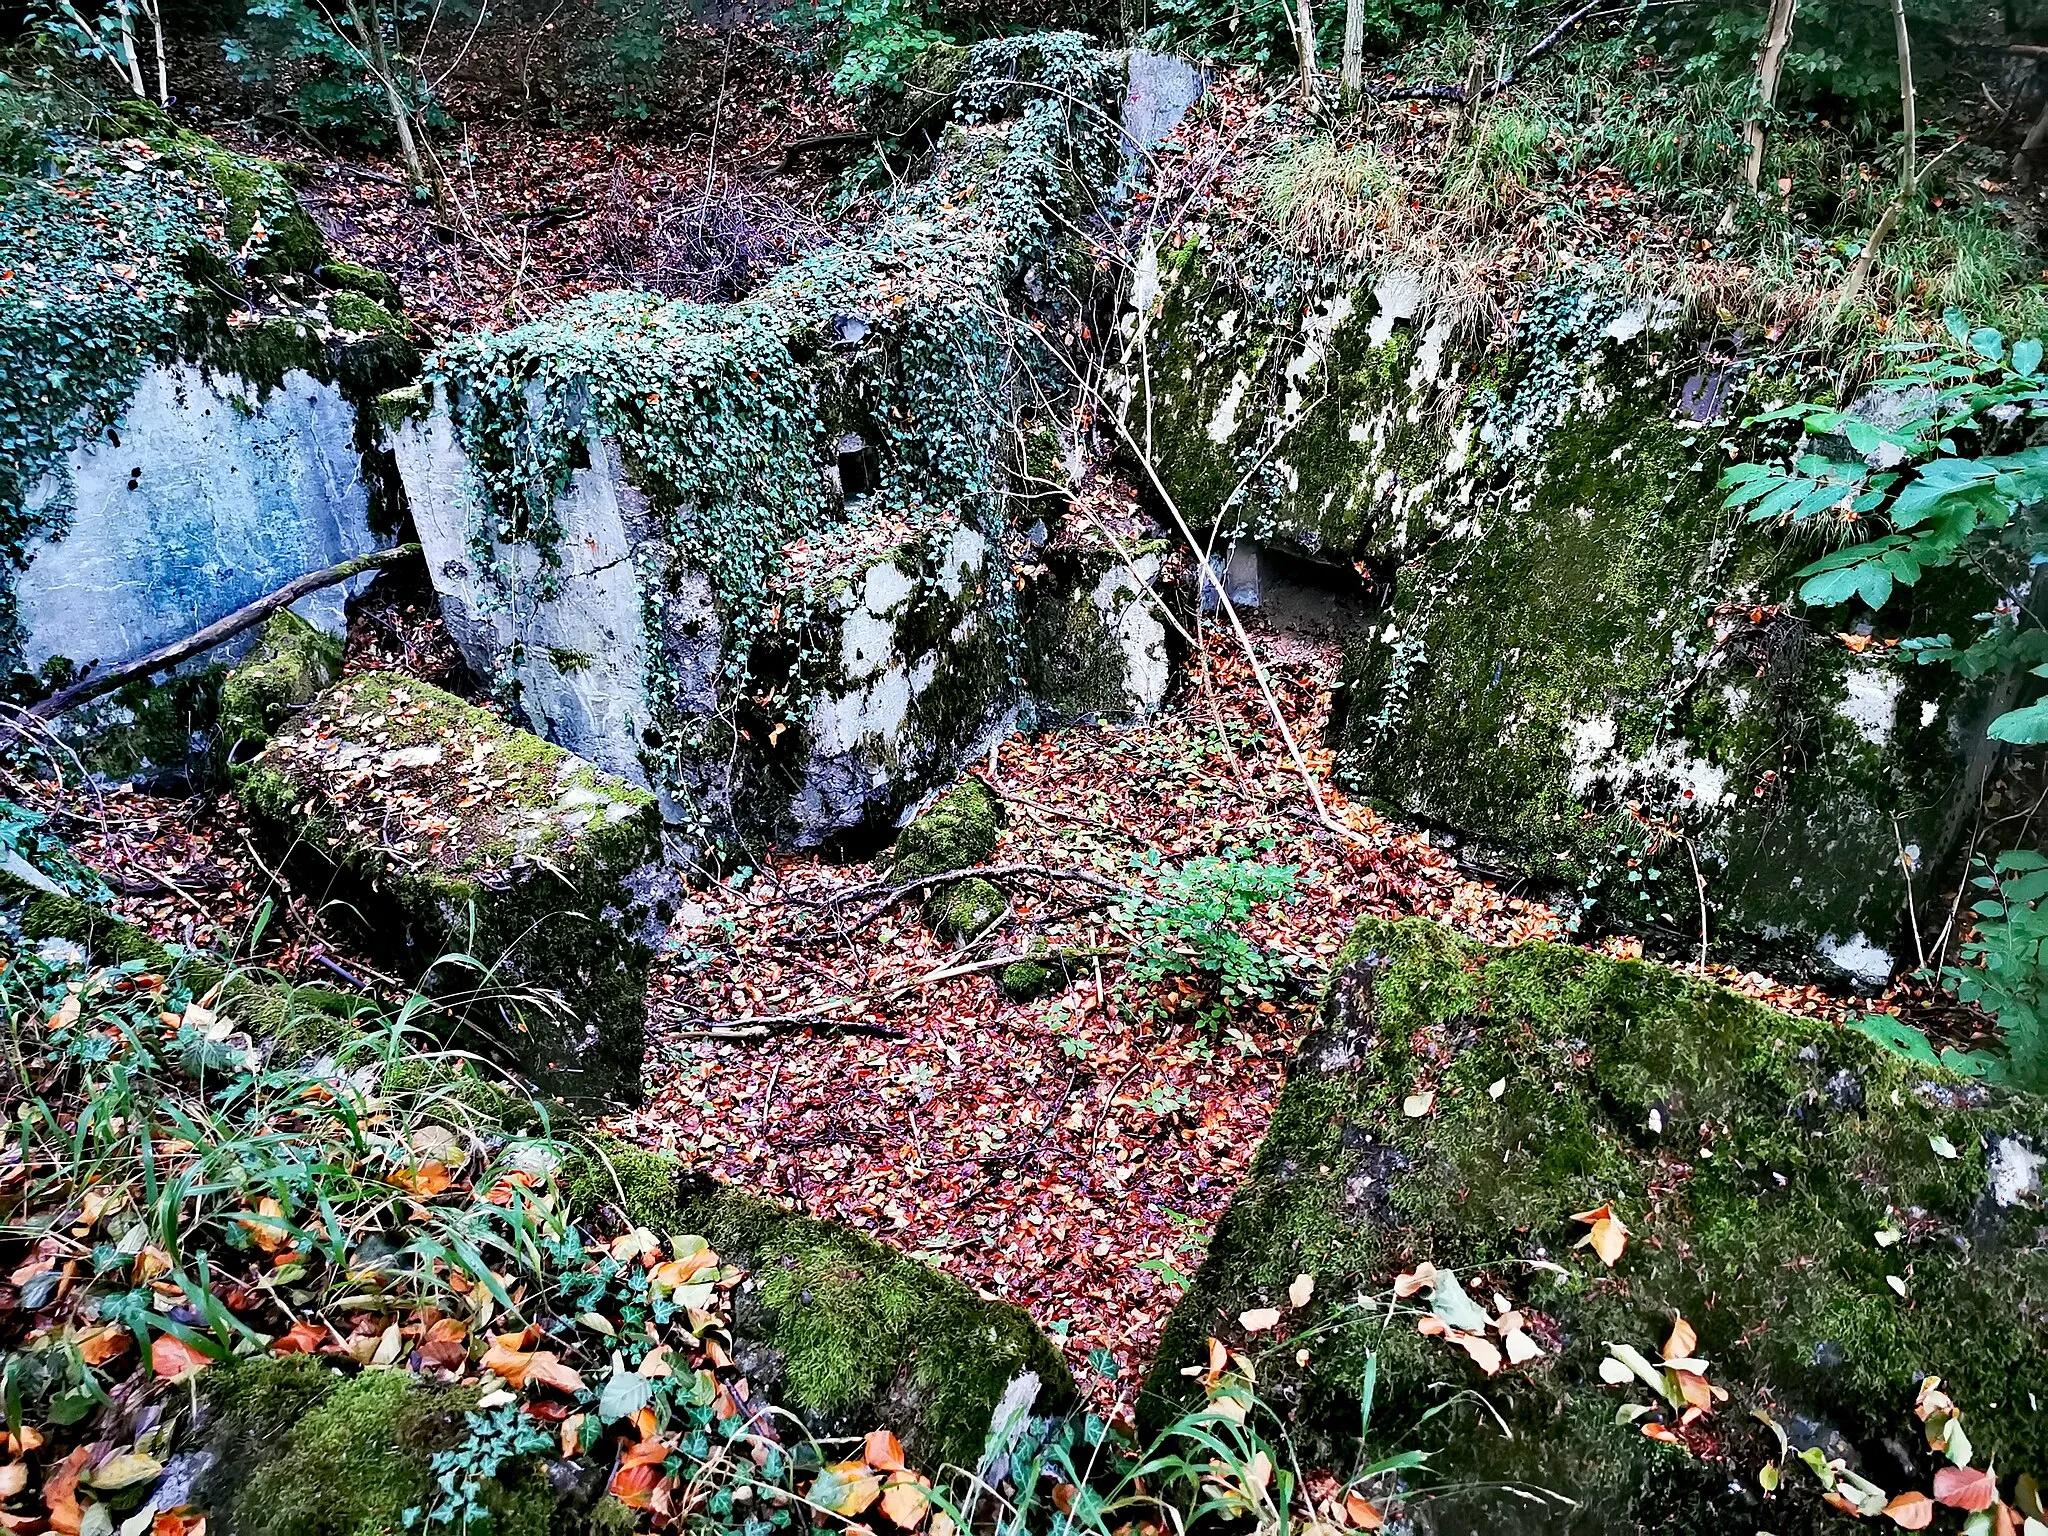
[237,671,669,1105]
[563,1143,1073,1472]
[219,608,343,754]
[319,259,404,310]
[894,777,1001,879]
[201,1359,525,1536]
[1144,917,2048,1532]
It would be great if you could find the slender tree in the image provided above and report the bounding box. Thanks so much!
[1741,0,1799,192]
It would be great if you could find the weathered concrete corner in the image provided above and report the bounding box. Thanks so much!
[239,671,671,1104]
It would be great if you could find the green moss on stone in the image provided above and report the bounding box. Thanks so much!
[894,777,1001,879]
[326,290,407,337]
[561,1144,1072,1471]
[219,609,344,754]
[1144,917,2048,1533]
[208,1361,512,1536]
[319,259,403,310]
[931,874,1003,940]
[999,959,1051,1001]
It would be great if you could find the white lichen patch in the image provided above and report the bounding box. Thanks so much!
[1836,665,1903,745]
[1817,930,1893,986]
[1367,269,1425,346]
[1208,370,1250,443]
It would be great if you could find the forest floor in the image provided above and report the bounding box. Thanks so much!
[34,611,1933,1408]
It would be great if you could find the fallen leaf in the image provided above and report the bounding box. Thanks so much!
[1884,1491,1935,1529]
[864,1431,906,1473]
[1392,1263,1438,1299]
[1929,1136,1959,1160]
[1935,1466,1996,1511]
[1503,1327,1543,1365]
[0,1465,24,1499]
[272,1321,325,1356]
[1570,1205,1630,1266]
[84,1453,162,1491]
[1343,1492,1384,1530]
[150,1336,211,1380]
[1238,1307,1281,1333]
[880,1475,930,1529]
[1402,1091,1435,1118]
[812,1462,881,1518]
[1288,1273,1314,1309]
[1662,1316,1697,1363]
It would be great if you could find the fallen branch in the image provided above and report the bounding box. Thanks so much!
[24,544,422,722]
[803,861,1139,913]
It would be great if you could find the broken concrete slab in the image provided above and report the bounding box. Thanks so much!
[239,671,673,1105]
[389,37,1168,852]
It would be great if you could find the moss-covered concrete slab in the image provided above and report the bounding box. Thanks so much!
[219,608,345,756]
[1144,916,2048,1534]
[563,1144,1074,1473]
[388,38,1163,851]
[1131,240,1995,977]
[239,671,671,1105]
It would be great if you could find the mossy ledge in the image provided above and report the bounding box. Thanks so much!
[1143,916,2048,1534]
[563,1141,1075,1473]
[237,671,670,1106]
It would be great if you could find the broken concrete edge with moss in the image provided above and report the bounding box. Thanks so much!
[1133,240,2009,977]
[192,1151,1073,1536]
[3,890,1075,1530]
[218,609,346,756]
[236,670,673,1107]
[1141,915,2048,1533]
[381,35,1138,851]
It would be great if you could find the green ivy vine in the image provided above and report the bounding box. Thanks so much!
[432,33,1122,807]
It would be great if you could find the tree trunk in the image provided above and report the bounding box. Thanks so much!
[115,0,146,96]
[1891,0,1916,196]
[1340,0,1364,106]
[1742,0,1799,192]
[1293,0,1319,105]
[346,0,428,188]
[144,0,168,104]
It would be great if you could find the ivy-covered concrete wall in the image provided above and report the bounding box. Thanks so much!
[1130,241,1995,979]
[388,37,1172,850]
[2,94,414,764]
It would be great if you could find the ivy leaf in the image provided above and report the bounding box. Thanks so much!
[2015,338,2043,377]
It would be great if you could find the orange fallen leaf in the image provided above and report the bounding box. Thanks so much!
[0,1464,24,1499]
[1343,1492,1384,1529]
[1392,1263,1438,1299]
[1934,1466,1996,1512]
[75,1326,130,1366]
[864,1431,906,1472]
[1640,1421,1685,1446]
[812,1462,881,1518]
[1662,1316,1697,1362]
[609,1438,671,1510]
[272,1321,326,1356]
[879,1474,931,1528]
[151,1335,211,1380]
[1670,1370,1714,1414]
[524,1354,584,1394]
[1883,1490,1935,1529]
[44,1446,88,1536]
[391,1161,453,1196]
[1570,1205,1630,1266]
[237,1197,290,1255]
